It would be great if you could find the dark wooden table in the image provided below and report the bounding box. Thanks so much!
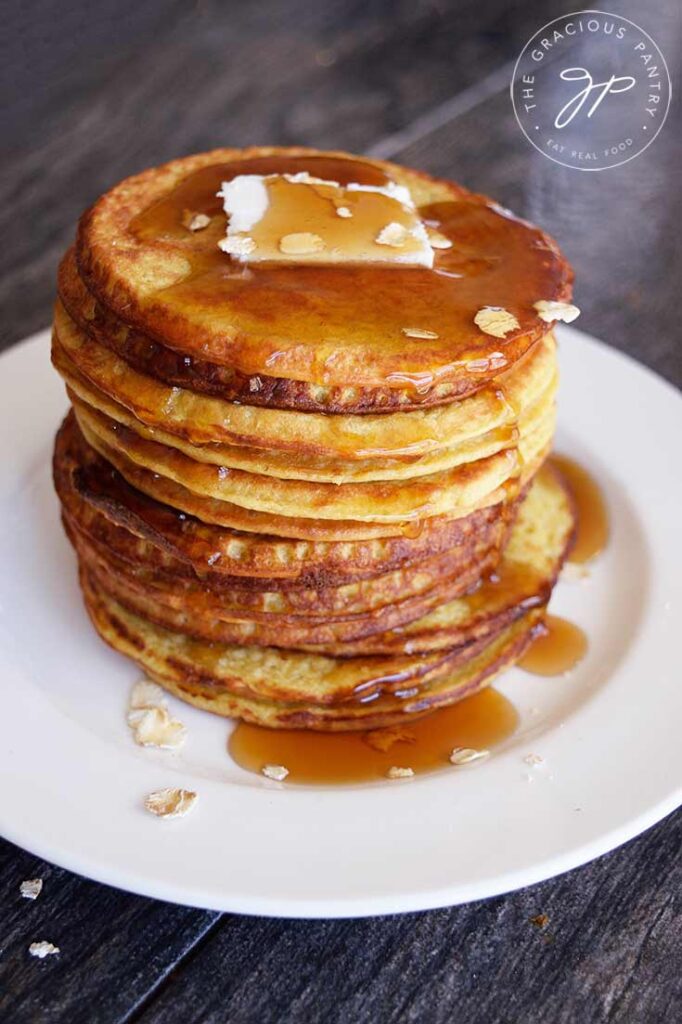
[2,2,681,1021]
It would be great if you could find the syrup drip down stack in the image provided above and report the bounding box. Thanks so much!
[51,147,578,730]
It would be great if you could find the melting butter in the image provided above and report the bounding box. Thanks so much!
[217,172,435,267]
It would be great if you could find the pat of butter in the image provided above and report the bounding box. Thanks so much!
[217,172,434,268]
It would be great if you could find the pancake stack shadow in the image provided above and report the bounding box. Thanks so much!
[51,148,576,731]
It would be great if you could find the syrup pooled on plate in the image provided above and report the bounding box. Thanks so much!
[550,454,610,563]
[518,455,607,676]
[228,688,518,785]
[518,614,588,677]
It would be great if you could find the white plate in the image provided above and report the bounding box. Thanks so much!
[0,326,680,918]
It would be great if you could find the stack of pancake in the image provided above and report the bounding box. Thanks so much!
[52,147,576,731]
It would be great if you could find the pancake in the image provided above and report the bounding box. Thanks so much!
[60,351,558,483]
[54,413,514,587]
[62,481,497,613]
[295,463,574,654]
[61,468,499,619]
[75,146,572,393]
[82,573,543,730]
[53,301,558,460]
[76,535,496,646]
[58,247,496,414]
[81,567,494,704]
[71,464,572,652]
[76,414,524,541]
[154,618,542,732]
[59,480,497,603]
[75,399,532,522]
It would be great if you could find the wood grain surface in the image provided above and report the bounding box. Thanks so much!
[1,1,680,1021]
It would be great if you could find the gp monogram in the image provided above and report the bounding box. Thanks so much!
[511,10,671,170]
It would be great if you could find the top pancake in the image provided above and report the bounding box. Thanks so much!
[57,248,505,414]
[76,146,572,395]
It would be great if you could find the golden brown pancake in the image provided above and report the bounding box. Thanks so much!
[61,471,499,618]
[75,414,527,541]
[75,399,529,523]
[76,147,572,393]
[63,490,497,615]
[52,301,558,460]
[60,348,558,484]
[58,247,498,413]
[70,463,572,653]
[54,413,514,587]
[81,572,543,730]
[80,567,493,705]
[75,536,495,647]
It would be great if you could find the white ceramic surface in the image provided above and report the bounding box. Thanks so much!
[0,326,680,917]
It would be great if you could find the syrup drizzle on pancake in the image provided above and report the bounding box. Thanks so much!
[128,155,568,393]
[228,687,518,785]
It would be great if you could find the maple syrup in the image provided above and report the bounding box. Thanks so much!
[228,687,518,785]
[219,174,433,267]
[517,455,606,677]
[550,454,609,564]
[518,614,587,676]
[466,560,545,613]
[128,154,569,389]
